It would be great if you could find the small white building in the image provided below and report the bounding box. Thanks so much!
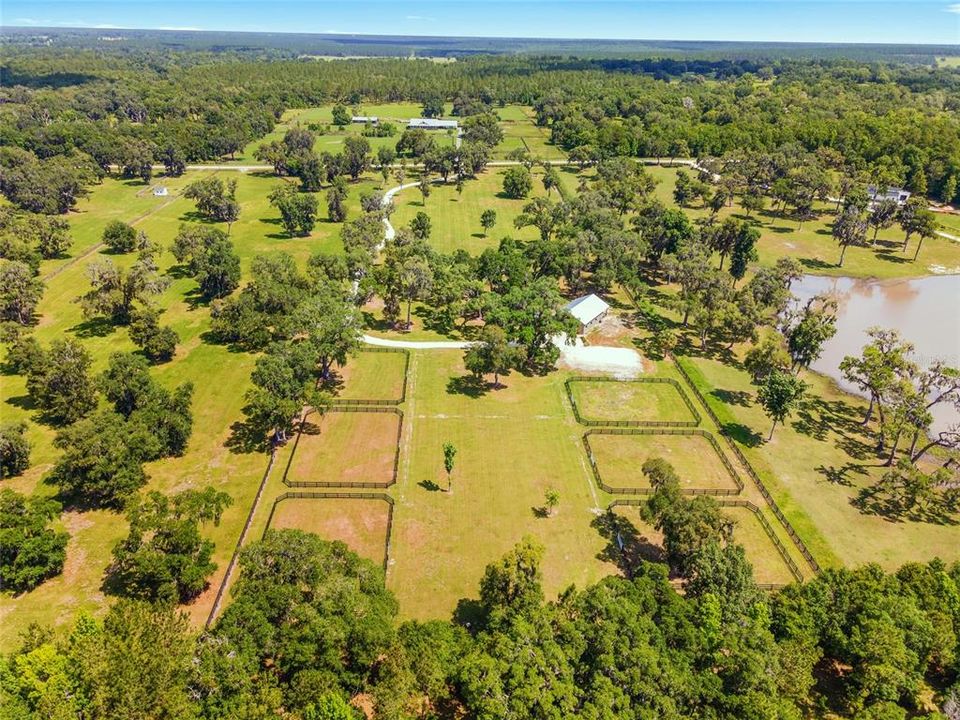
[564,294,610,333]
[352,116,379,124]
[868,185,911,206]
[408,118,458,130]
[153,186,168,197]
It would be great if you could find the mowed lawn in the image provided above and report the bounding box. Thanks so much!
[387,351,617,619]
[644,165,960,279]
[676,355,960,570]
[285,411,400,486]
[331,349,408,403]
[0,168,391,649]
[587,431,739,492]
[568,379,698,424]
[268,496,391,567]
[390,168,556,255]
[722,505,798,585]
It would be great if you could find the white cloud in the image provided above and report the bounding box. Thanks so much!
[157,26,202,32]
[14,17,42,25]
[405,15,436,21]
[946,3,960,13]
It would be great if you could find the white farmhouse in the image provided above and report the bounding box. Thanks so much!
[564,293,610,334]
[408,118,458,130]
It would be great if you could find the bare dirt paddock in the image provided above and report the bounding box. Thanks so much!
[269,496,391,566]
[285,410,401,487]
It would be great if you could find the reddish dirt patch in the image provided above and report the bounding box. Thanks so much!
[270,498,390,565]
[287,411,400,486]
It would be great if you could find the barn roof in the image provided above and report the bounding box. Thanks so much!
[564,294,610,326]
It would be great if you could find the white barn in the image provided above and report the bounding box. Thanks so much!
[564,294,610,333]
[408,118,458,130]
[352,116,379,124]
[867,185,911,206]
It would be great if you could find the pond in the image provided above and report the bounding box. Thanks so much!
[791,274,960,435]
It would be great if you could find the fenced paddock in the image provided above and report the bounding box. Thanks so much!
[584,428,743,495]
[331,348,409,405]
[264,491,394,571]
[566,376,701,427]
[284,407,403,488]
[608,498,801,587]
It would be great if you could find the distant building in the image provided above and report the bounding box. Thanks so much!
[408,118,458,130]
[153,186,168,197]
[352,116,379,124]
[564,294,610,333]
[868,185,911,206]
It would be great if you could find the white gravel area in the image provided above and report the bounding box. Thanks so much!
[557,339,644,378]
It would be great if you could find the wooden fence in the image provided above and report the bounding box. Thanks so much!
[283,406,404,489]
[565,375,701,428]
[583,427,744,495]
[263,491,395,574]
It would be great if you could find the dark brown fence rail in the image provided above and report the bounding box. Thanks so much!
[565,376,702,427]
[606,497,801,585]
[263,491,395,573]
[283,407,403,489]
[582,427,744,495]
[670,354,821,576]
[331,347,410,406]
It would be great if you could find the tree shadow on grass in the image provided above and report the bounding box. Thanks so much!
[711,388,752,407]
[800,258,836,272]
[225,418,272,455]
[531,505,550,519]
[591,509,664,578]
[852,483,959,526]
[418,480,442,492]
[721,422,763,448]
[793,396,876,461]
[446,374,489,398]
[453,598,485,631]
[814,462,867,487]
[70,316,117,339]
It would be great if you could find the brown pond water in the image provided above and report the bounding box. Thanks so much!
[791,274,960,435]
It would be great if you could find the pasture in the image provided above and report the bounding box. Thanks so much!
[267,495,392,567]
[586,430,740,493]
[567,378,699,425]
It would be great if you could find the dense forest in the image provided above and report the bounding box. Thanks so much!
[1,49,959,202]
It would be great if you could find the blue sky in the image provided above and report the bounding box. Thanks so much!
[4,1,959,45]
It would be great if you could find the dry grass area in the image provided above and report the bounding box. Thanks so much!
[587,432,739,492]
[569,379,697,424]
[269,497,391,566]
[285,410,400,486]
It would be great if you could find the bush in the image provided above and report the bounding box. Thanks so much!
[0,488,68,593]
[0,422,30,478]
[130,308,179,362]
[102,220,137,253]
[502,166,533,199]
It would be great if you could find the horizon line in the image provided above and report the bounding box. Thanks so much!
[3,24,959,49]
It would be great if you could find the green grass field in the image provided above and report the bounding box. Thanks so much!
[722,505,797,585]
[587,431,739,492]
[643,165,960,279]
[568,379,698,424]
[390,167,556,254]
[331,349,408,403]
[675,354,960,570]
[3,151,957,650]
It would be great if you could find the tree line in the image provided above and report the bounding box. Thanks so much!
[3,457,959,719]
